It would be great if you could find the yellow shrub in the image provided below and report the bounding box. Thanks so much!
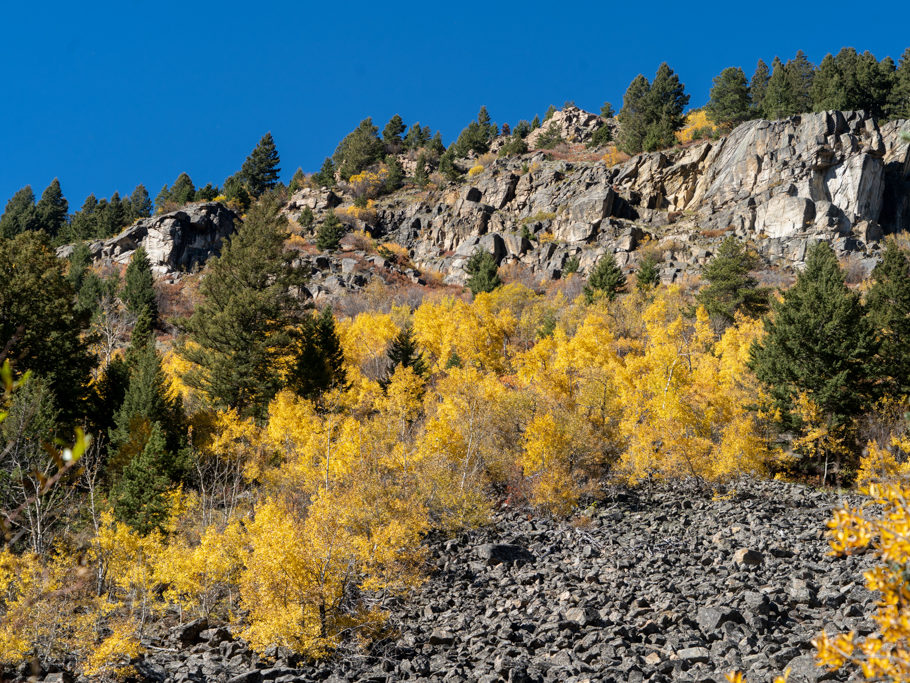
[467,164,484,177]
[602,145,630,167]
[676,109,719,144]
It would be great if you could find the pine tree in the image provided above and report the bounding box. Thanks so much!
[600,102,615,118]
[811,53,845,111]
[110,341,183,457]
[179,195,307,417]
[384,155,404,192]
[195,183,219,202]
[241,132,282,196]
[414,152,429,187]
[316,210,346,251]
[314,158,337,188]
[169,173,196,205]
[750,241,877,428]
[223,173,252,211]
[750,59,770,117]
[439,150,459,181]
[707,67,751,126]
[35,179,68,238]
[129,184,152,219]
[288,167,306,195]
[403,122,430,149]
[616,74,652,154]
[111,422,181,535]
[785,50,815,115]
[696,236,768,326]
[0,232,94,421]
[584,253,627,303]
[531,115,541,130]
[636,255,660,291]
[762,57,793,119]
[465,249,501,296]
[380,325,427,388]
[642,63,689,151]
[333,118,384,180]
[382,114,406,147]
[865,241,910,397]
[891,48,910,119]
[121,246,159,327]
[154,184,171,213]
[288,307,347,402]
[0,186,39,238]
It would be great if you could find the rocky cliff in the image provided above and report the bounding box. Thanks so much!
[58,202,237,274]
[289,110,909,291]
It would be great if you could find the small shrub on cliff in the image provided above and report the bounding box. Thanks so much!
[316,210,346,251]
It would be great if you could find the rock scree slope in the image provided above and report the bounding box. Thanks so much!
[100,479,875,683]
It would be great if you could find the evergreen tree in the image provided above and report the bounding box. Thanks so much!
[750,241,877,428]
[110,341,183,457]
[122,246,158,326]
[531,115,541,130]
[169,173,196,206]
[600,102,615,118]
[288,307,347,402]
[865,241,910,397]
[414,152,429,187]
[762,57,793,119]
[750,59,770,117]
[465,249,501,296]
[384,155,404,192]
[223,173,251,212]
[787,50,815,114]
[891,48,910,119]
[316,210,345,251]
[129,184,152,219]
[241,132,281,196]
[696,236,768,326]
[438,150,460,181]
[0,186,38,238]
[66,242,93,292]
[642,62,689,151]
[154,184,171,213]
[64,194,99,242]
[111,422,180,535]
[403,122,430,149]
[584,253,627,303]
[35,179,68,237]
[0,232,94,421]
[288,167,306,195]
[382,114,406,147]
[333,118,384,180]
[707,67,751,126]
[314,157,337,188]
[616,74,652,154]
[636,255,660,291]
[544,105,557,121]
[194,183,219,202]
[179,195,308,417]
[380,325,427,388]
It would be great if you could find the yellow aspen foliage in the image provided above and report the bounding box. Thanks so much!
[240,494,398,659]
[415,366,515,528]
[150,515,246,619]
[791,391,850,482]
[413,294,517,373]
[82,620,144,681]
[816,482,910,680]
[0,548,101,669]
[613,292,772,483]
[520,412,579,514]
[372,365,426,451]
[857,438,910,486]
[676,109,719,144]
[337,310,399,383]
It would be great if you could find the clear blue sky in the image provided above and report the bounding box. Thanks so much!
[1,0,908,209]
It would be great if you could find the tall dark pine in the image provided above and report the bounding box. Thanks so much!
[0,186,39,238]
[749,241,877,429]
[707,67,751,126]
[584,253,627,303]
[179,195,307,417]
[380,325,427,388]
[288,307,347,402]
[129,185,152,219]
[696,236,768,326]
[865,241,910,398]
[35,179,68,237]
[241,132,282,197]
[122,246,159,327]
[750,60,770,117]
[616,74,651,155]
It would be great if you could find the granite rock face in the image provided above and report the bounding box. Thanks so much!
[57,202,238,274]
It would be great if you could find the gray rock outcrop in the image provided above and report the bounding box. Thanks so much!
[57,202,238,274]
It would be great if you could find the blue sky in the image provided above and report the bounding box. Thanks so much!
[1,0,908,209]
